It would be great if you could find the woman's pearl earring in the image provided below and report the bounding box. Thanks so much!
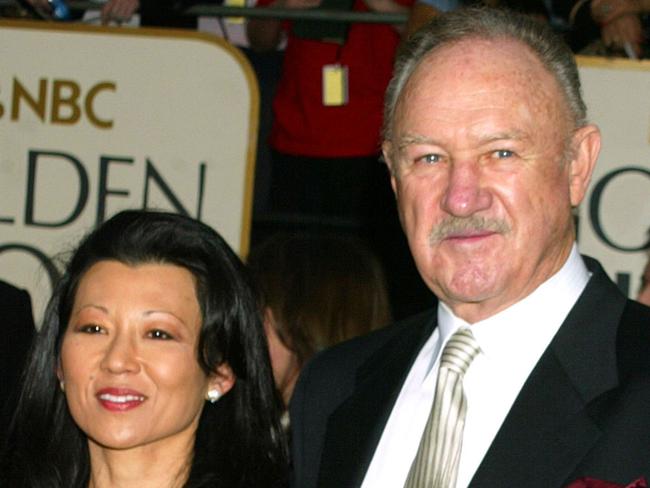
[206,389,220,403]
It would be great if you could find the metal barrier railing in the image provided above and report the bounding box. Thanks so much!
[0,0,407,24]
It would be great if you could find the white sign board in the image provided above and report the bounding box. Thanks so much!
[577,56,650,298]
[0,20,259,320]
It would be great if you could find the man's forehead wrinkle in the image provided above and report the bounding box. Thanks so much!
[475,130,529,144]
[412,38,558,102]
[397,134,437,150]
[395,125,529,150]
[398,56,552,113]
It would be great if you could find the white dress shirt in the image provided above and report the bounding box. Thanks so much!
[360,245,591,488]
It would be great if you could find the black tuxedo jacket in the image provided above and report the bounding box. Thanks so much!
[290,257,650,488]
[0,280,35,438]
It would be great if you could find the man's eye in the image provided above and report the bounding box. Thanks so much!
[148,329,173,340]
[494,149,514,158]
[418,154,441,164]
[78,324,103,334]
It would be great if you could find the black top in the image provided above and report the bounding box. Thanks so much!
[0,280,35,442]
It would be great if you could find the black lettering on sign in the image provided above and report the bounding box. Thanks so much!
[97,156,133,225]
[25,150,89,228]
[143,158,207,219]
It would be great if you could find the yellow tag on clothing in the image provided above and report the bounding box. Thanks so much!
[224,0,245,24]
[322,64,348,106]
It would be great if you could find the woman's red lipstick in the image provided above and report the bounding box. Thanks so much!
[96,388,147,412]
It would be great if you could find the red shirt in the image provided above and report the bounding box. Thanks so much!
[259,0,410,157]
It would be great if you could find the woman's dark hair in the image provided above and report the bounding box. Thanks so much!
[1,210,288,487]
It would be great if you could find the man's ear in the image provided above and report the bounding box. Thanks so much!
[382,140,399,195]
[568,124,601,207]
[207,363,236,399]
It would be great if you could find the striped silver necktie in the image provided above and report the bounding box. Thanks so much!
[404,327,481,488]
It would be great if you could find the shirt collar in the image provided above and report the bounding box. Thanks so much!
[435,244,591,371]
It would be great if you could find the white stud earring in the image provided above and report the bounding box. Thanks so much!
[206,389,220,403]
[59,380,65,392]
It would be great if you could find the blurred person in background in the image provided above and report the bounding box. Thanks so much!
[248,232,392,409]
[18,0,214,27]
[566,0,650,58]
[405,0,461,36]
[406,0,650,58]
[20,0,139,23]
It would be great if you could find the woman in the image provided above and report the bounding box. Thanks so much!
[1,210,288,487]
[248,232,392,407]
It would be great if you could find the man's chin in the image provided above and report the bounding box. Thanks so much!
[434,277,508,320]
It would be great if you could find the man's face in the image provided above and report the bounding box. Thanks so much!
[384,38,599,322]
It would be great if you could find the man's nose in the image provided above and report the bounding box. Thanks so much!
[100,330,140,375]
[440,159,492,217]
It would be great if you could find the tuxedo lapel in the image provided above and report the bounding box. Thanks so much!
[470,257,627,487]
[469,347,603,487]
[317,313,436,488]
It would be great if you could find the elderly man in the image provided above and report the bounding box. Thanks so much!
[289,7,650,488]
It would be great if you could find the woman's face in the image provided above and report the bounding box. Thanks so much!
[59,260,232,452]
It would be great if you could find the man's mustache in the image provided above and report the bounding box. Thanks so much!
[429,216,510,244]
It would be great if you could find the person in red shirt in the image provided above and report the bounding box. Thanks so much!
[247,0,411,220]
[247,0,438,319]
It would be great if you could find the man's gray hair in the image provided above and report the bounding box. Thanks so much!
[383,7,587,141]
